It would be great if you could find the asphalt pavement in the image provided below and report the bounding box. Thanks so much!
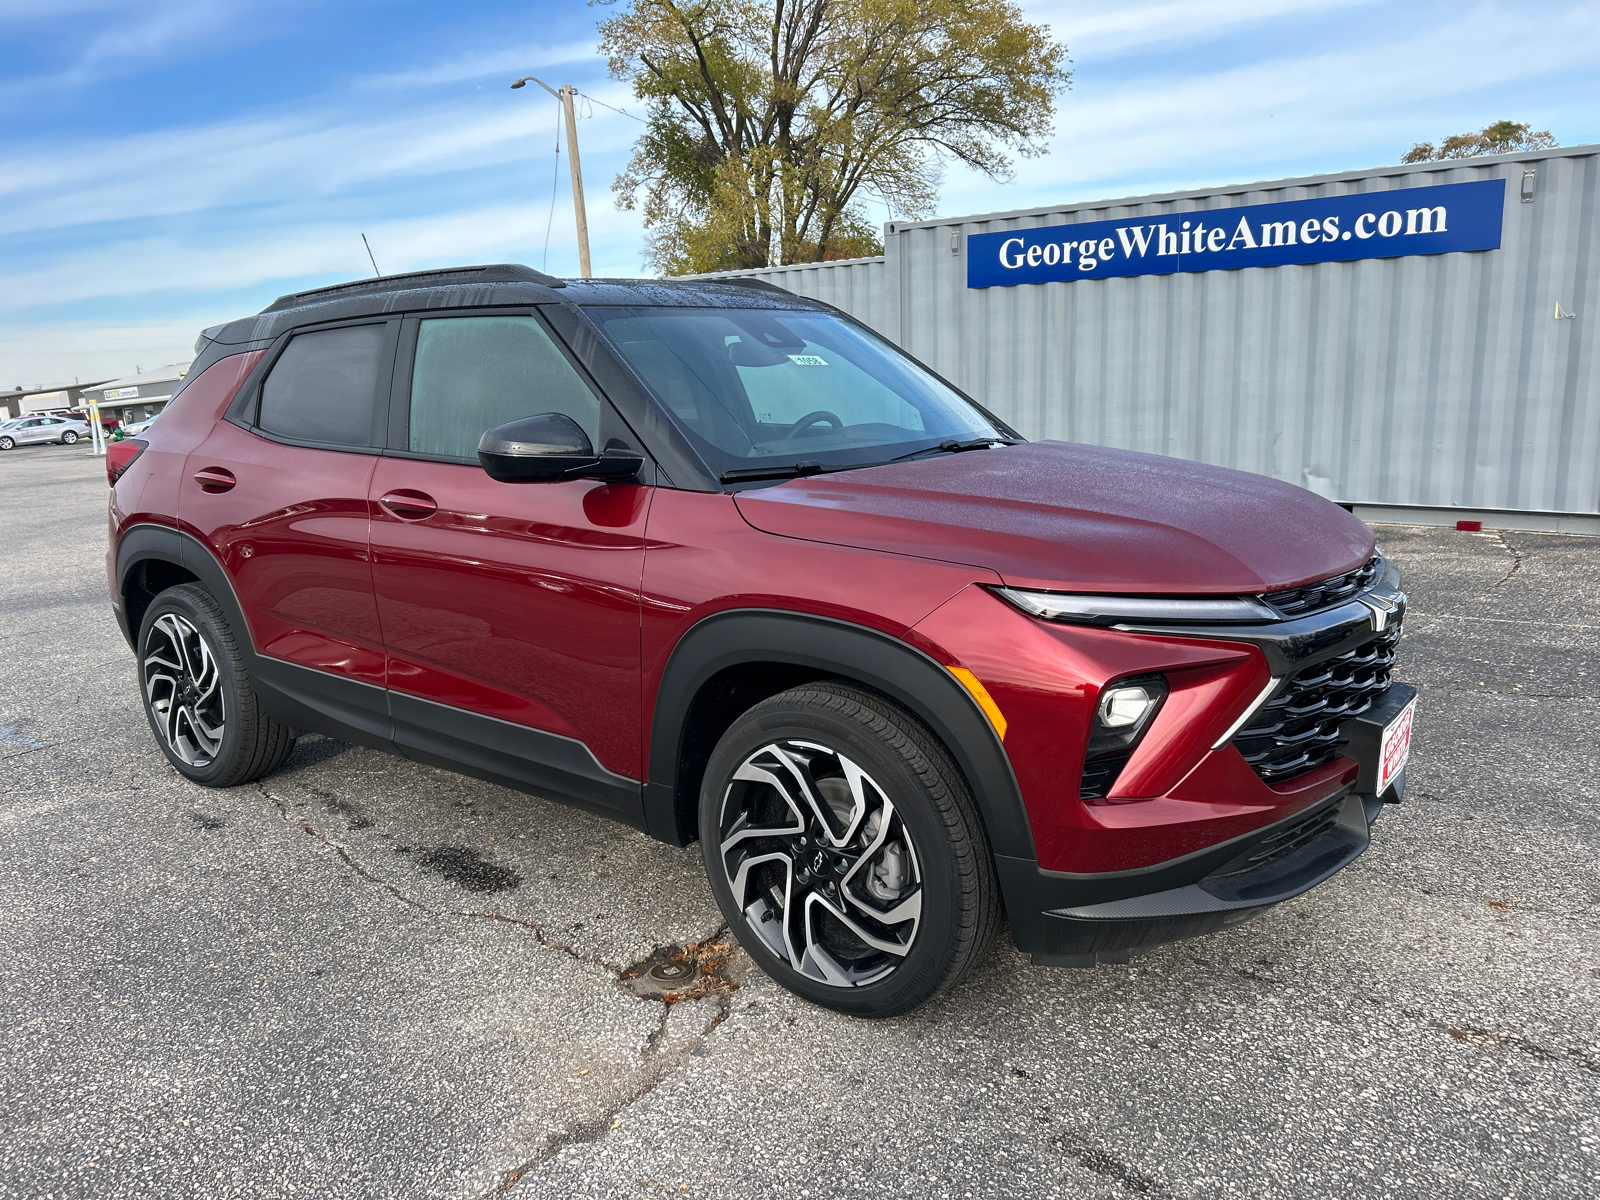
[2,441,1596,1200]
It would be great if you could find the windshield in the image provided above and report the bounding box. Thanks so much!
[590,306,1013,477]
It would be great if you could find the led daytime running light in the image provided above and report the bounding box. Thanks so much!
[996,588,1279,625]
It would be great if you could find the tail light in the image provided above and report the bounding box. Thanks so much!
[106,439,148,485]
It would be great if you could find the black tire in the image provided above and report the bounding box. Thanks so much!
[61,431,79,444]
[0,437,13,450]
[137,583,295,787]
[699,681,999,1016]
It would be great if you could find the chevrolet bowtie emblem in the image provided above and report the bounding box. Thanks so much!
[1360,592,1401,631]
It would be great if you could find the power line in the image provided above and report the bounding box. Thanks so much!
[574,89,646,123]
[543,106,562,272]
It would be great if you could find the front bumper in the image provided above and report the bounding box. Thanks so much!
[1006,719,1408,966]
[1001,564,1414,965]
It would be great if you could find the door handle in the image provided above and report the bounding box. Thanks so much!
[193,467,236,493]
[379,489,438,521]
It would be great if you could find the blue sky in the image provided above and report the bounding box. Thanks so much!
[3,0,1596,386]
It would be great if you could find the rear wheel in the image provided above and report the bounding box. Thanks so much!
[699,681,999,1016]
[138,583,295,787]
[61,430,79,444]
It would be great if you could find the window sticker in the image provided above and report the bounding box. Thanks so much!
[787,354,829,366]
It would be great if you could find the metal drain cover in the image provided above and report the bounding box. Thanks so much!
[647,960,696,984]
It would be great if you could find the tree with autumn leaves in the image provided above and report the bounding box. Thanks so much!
[597,0,1070,274]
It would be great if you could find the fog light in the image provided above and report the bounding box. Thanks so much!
[1099,684,1157,728]
[1083,675,1170,796]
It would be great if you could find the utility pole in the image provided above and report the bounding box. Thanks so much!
[511,76,592,278]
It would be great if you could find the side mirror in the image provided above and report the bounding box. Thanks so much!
[477,413,643,483]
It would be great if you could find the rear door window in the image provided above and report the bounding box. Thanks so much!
[258,324,387,447]
[406,315,601,459]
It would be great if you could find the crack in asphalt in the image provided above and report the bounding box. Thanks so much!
[1492,530,1523,590]
[257,783,626,972]
[256,782,739,1196]
[1434,1020,1600,1075]
[487,997,732,1198]
[1403,531,1525,637]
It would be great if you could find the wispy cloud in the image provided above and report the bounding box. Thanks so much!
[936,0,1600,213]
[0,196,646,315]
[0,322,205,387]
[0,102,563,238]
[0,0,248,98]
[1029,0,1382,58]
[355,38,599,89]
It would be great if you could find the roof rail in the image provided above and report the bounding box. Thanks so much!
[709,276,792,296]
[261,264,565,313]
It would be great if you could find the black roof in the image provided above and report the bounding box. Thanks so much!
[204,265,812,347]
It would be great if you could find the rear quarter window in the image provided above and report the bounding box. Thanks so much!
[258,324,386,447]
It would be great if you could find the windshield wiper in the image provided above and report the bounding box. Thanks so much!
[719,460,829,483]
[720,438,1018,483]
[884,437,1016,464]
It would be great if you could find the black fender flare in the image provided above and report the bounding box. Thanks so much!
[114,524,393,748]
[644,608,1037,862]
[115,524,253,654]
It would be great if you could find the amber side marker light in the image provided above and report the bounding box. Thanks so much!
[947,667,1007,740]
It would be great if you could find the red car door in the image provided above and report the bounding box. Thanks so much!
[368,311,650,821]
[179,319,397,743]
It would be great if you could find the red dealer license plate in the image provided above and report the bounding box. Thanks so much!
[1377,696,1417,796]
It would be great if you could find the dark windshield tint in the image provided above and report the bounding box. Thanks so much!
[591,307,1008,472]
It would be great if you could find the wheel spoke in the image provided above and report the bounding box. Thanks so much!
[809,890,915,957]
[727,849,791,908]
[765,744,838,839]
[719,815,804,855]
[143,649,182,674]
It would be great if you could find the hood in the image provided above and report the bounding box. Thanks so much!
[733,441,1374,594]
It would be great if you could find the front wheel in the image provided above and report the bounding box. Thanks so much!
[138,583,295,786]
[0,437,13,450]
[61,430,79,444]
[699,681,999,1016]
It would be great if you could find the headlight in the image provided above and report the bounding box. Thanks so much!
[994,587,1278,626]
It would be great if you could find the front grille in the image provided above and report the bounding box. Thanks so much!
[1208,798,1345,879]
[1261,556,1381,617]
[1232,626,1400,784]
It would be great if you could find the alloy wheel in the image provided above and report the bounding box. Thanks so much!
[717,740,922,987]
[143,612,226,767]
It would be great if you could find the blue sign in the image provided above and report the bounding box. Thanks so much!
[966,179,1505,288]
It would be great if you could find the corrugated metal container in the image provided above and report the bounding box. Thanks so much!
[691,146,1599,519]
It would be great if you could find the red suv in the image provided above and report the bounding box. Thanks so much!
[107,265,1415,1015]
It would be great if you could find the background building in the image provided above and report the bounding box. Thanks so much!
[694,145,1597,533]
[1,380,112,422]
[80,363,192,428]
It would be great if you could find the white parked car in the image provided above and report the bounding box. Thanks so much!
[122,413,161,436]
[0,414,94,449]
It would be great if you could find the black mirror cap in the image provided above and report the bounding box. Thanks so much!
[478,413,643,483]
